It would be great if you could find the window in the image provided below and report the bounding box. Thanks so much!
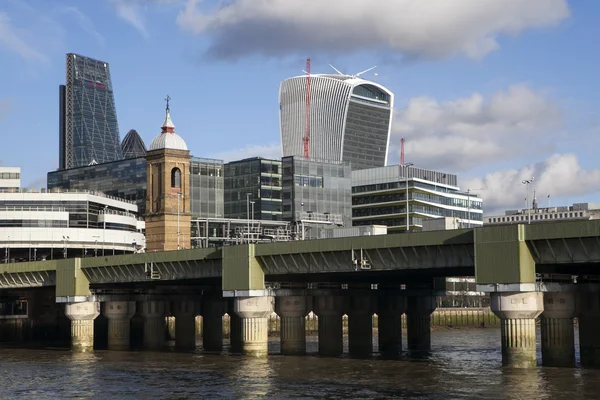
[171,168,181,188]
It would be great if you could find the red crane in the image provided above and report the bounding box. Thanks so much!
[303,58,311,158]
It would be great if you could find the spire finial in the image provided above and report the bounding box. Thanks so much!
[165,95,171,112]
[161,95,175,133]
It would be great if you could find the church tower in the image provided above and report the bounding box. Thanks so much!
[145,97,191,252]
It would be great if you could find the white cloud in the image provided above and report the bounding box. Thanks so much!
[463,154,600,215]
[109,0,150,37]
[0,12,47,61]
[392,84,561,171]
[177,0,569,60]
[211,144,281,163]
[61,7,105,46]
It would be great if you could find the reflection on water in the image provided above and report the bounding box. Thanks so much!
[1,329,600,399]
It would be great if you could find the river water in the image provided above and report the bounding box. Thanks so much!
[1,329,599,399]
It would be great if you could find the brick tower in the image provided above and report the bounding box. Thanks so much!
[145,96,191,252]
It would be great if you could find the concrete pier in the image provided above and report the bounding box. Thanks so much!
[314,295,344,357]
[541,292,575,367]
[234,296,274,357]
[228,300,242,353]
[103,301,135,351]
[275,296,311,355]
[202,298,226,352]
[347,295,375,356]
[577,290,600,367]
[141,300,166,350]
[65,302,100,352]
[377,294,406,356]
[406,295,436,353]
[491,292,543,368]
[172,300,198,350]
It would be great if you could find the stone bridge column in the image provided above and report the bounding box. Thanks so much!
[314,295,344,357]
[234,296,274,357]
[275,296,311,355]
[406,294,436,353]
[65,302,100,352]
[377,293,406,356]
[228,299,242,354]
[172,300,199,350]
[491,292,543,368]
[541,291,575,367]
[347,294,376,356]
[577,288,600,367]
[103,301,135,351]
[141,300,166,350]
[202,297,227,352]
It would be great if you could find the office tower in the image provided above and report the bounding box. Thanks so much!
[121,129,147,159]
[279,73,394,170]
[59,53,123,169]
[190,157,224,219]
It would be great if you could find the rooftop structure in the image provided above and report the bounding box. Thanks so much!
[280,73,394,170]
[484,202,600,225]
[0,167,20,193]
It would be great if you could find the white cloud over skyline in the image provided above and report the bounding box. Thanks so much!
[0,11,48,61]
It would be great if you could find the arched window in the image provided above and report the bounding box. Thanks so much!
[171,168,181,189]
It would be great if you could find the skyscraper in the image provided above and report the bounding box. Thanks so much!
[59,53,123,169]
[279,73,394,171]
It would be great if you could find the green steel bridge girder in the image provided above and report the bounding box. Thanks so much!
[1,220,600,295]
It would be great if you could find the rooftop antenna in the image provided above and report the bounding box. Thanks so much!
[354,66,377,77]
[329,64,344,75]
[303,58,311,159]
[401,138,405,165]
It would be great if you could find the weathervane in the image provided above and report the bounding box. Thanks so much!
[165,95,171,112]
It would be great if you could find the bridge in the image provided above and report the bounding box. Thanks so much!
[1,220,600,368]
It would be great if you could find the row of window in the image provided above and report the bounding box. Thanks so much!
[0,173,19,179]
[489,212,585,223]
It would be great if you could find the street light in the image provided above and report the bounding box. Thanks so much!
[403,163,414,233]
[522,177,535,224]
[246,193,252,243]
[103,205,108,256]
[62,236,69,259]
[177,192,181,250]
[250,201,255,244]
[92,235,99,257]
[466,188,483,228]
[4,235,9,264]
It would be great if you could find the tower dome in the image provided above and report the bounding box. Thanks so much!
[149,96,188,151]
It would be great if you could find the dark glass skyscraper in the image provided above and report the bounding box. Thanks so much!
[59,53,122,169]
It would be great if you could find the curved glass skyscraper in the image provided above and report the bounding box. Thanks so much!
[59,53,122,169]
[279,74,394,170]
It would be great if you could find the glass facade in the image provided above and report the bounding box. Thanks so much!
[224,158,282,221]
[121,129,147,159]
[190,157,224,218]
[60,53,123,169]
[281,156,352,226]
[48,157,147,214]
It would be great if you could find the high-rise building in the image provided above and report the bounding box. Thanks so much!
[59,53,123,169]
[0,167,20,193]
[121,129,147,159]
[279,73,394,170]
[191,157,224,219]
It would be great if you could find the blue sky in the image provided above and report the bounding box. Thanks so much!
[0,0,598,214]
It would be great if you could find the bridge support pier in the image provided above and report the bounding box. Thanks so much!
[491,292,543,368]
[202,298,226,352]
[377,294,406,356]
[347,294,375,356]
[541,291,575,367]
[577,289,600,368]
[141,300,166,350]
[172,300,198,351]
[228,300,242,353]
[103,301,135,351]
[314,295,344,357]
[234,296,274,357]
[275,296,311,355]
[65,302,100,353]
[406,294,436,353]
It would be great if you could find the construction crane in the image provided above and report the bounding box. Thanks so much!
[303,58,311,159]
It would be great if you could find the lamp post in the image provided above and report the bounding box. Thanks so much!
[62,236,69,259]
[92,235,99,257]
[404,163,414,233]
[4,236,9,264]
[246,193,252,243]
[250,201,255,244]
[521,178,535,224]
[466,188,484,228]
[177,192,181,250]
[103,205,108,256]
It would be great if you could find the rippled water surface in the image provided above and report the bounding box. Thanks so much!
[1,329,599,399]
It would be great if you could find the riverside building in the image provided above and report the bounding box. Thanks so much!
[279,73,394,170]
[0,167,20,193]
[484,202,600,225]
[352,165,483,233]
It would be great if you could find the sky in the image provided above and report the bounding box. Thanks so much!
[0,0,599,215]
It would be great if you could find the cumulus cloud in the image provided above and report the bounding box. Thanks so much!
[211,144,281,163]
[176,0,569,60]
[463,154,600,215]
[0,11,47,61]
[392,84,561,171]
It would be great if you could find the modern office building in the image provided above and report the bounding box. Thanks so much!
[0,189,145,262]
[191,157,224,219]
[59,53,123,169]
[282,156,352,236]
[121,129,147,159]
[0,167,20,193]
[352,165,483,233]
[484,202,600,225]
[279,73,394,171]
[224,157,282,221]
